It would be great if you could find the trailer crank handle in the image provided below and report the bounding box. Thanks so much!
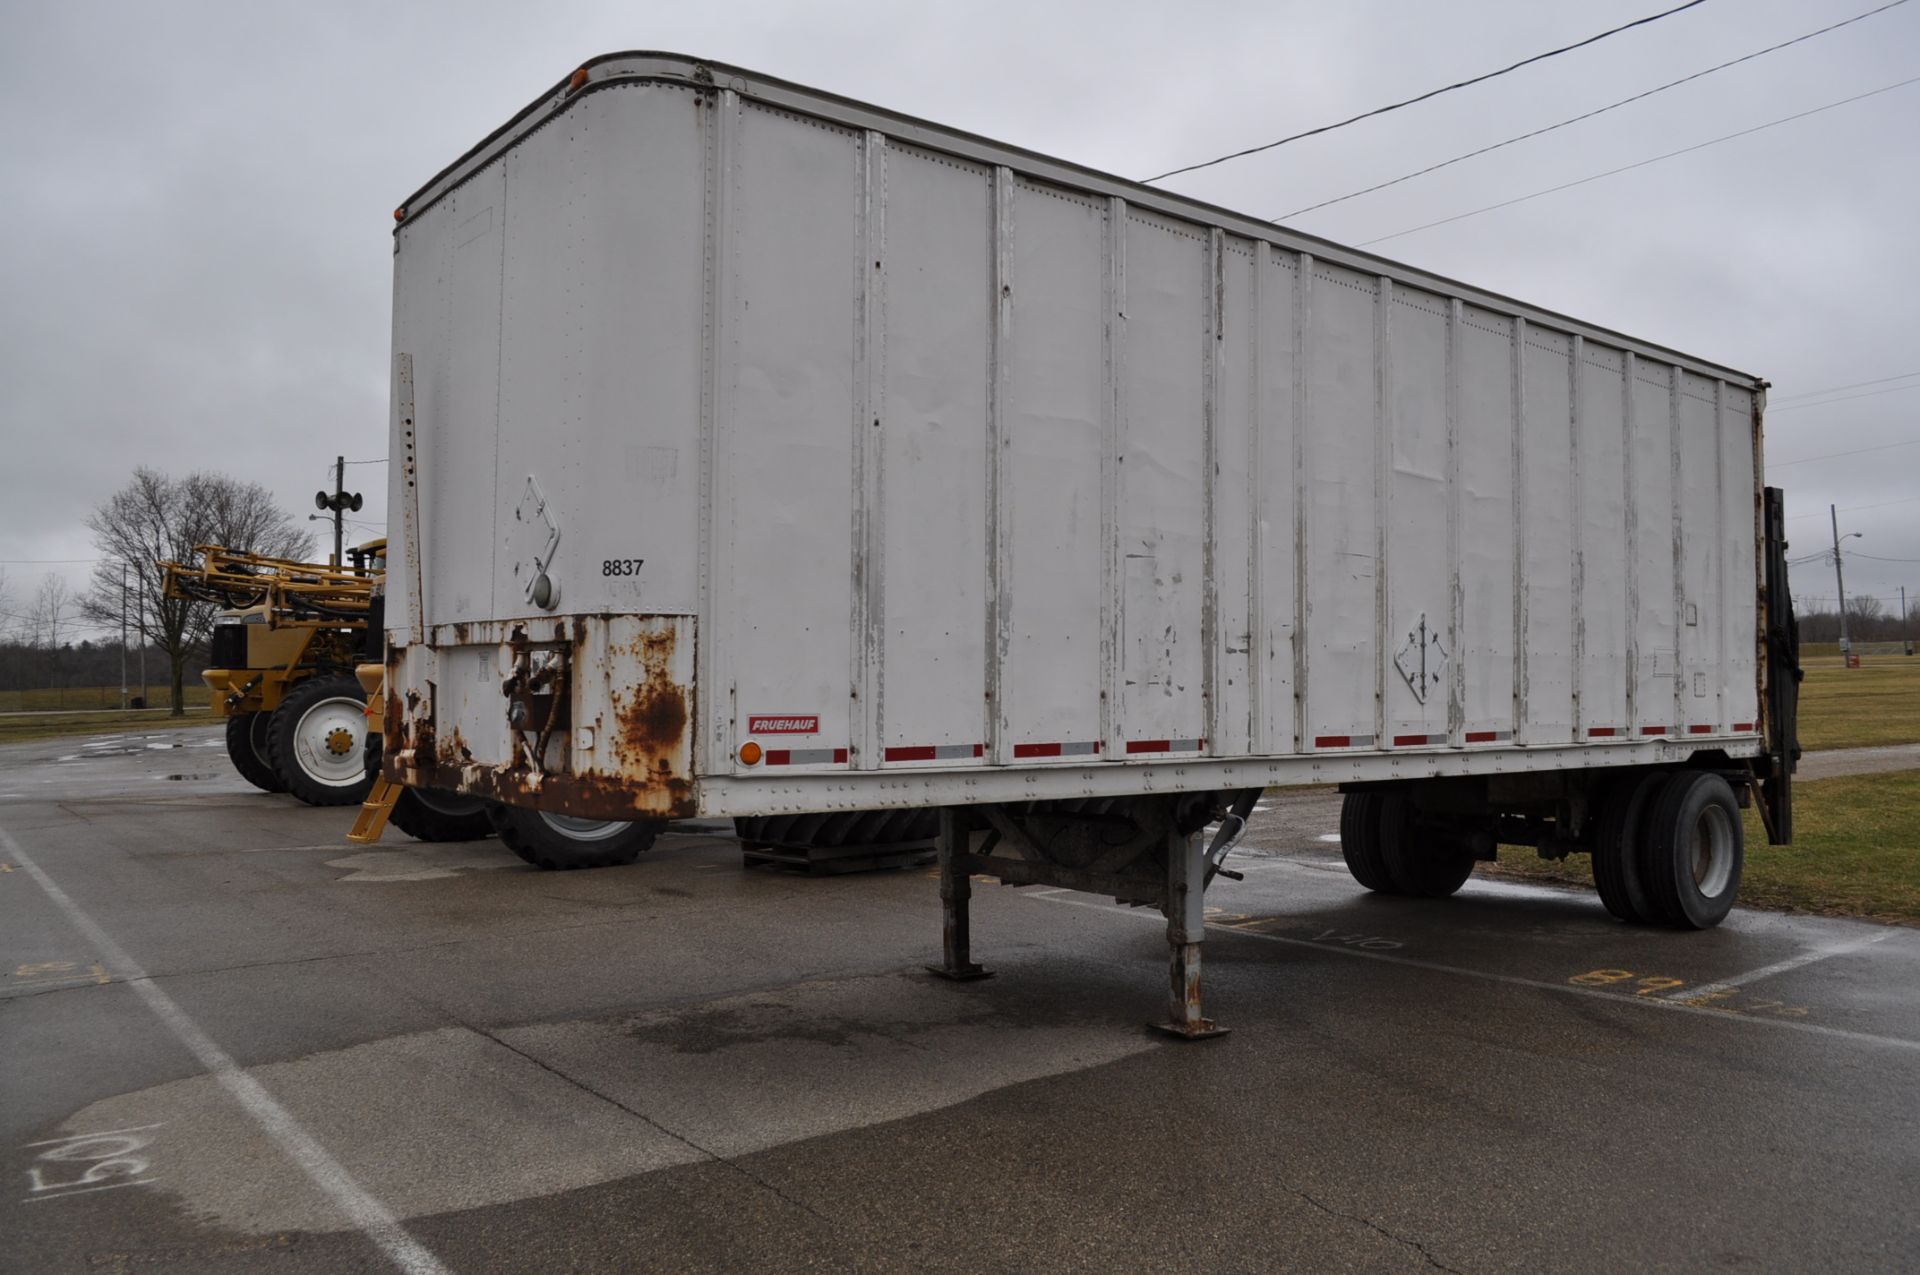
[1203,812,1249,886]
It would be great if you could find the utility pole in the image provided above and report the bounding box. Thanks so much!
[1831,503,1852,662]
[316,456,362,567]
[119,561,128,710]
[334,455,345,567]
[1904,584,1912,657]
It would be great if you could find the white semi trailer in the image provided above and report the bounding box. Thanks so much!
[384,54,1799,1035]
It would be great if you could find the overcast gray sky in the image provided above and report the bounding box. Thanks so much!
[3,0,1917,635]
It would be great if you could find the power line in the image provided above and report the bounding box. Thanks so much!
[1140,0,1713,184]
[1767,436,1920,469]
[1769,382,1920,413]
[1847,549,1920,563]
[1358,75,1920,246]
[1771,368,1920,403]
[1787,494,1920,521]
[1277,0,1910,221]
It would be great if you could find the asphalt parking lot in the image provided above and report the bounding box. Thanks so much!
[4,728,1917,1274]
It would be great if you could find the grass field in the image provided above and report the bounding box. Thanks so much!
[0,705,215,745]
[0,684,217,745]
[1794,654,1920,751]
[1800,641,1913,660]
[0,684,211,713]
[1492,769,1920,924]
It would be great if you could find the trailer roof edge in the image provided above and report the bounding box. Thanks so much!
[392,51,1762,388]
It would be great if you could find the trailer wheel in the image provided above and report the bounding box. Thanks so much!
[1641,771,1744,930]
[734,810,939,849]
[488,806,660,870]
[1590,772,1662,924]
[360,735,494,842]
[225,711,285,793]
[1338,792,1398,894]
[1377,795,1476,898]
[269,675,374,807]
[389,788,495,843]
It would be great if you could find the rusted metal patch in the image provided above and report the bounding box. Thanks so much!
[394,755,696,821]
[386,614,697,820]
[609,624,689,777]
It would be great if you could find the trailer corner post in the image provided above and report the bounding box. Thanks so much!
[1154,822,1228,1040]
[928,808,991,982]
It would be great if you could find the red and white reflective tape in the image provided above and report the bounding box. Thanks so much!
[764,747,848,766]
[1639,725,1670,737]
[1463,730,1512,744]
[1732,722,1757,733]
[1391,732,1446,747]
[1687,724,1713,735]
[1125,738,1204,755]
[1587,727,1621,738]
[884,744,984,763]
[1313,734,1376,749]
[1012,741,1101,759]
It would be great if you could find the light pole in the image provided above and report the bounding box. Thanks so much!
[136,569,148,707]
[1830,504,1863,662]
[119,561,129,710]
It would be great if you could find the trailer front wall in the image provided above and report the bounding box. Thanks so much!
[390,80,1762,810]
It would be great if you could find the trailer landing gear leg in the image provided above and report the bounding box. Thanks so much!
[928,809,991,982]
[1153,824,1227,1039]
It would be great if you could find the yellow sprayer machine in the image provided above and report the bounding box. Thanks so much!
[164,543,381,805]
[162,541,490,840]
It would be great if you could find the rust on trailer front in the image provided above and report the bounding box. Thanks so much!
[386,614,697,821]
[609,623,690,781]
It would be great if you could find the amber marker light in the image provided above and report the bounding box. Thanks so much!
[738,741,763,766]
[568,67,589,92]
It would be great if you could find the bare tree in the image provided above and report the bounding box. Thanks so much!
[80,468,313,715]
[1845,595,1886,626]
[30,573,73,649]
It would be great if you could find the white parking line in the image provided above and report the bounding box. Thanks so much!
[1667,931,1895,1003]
[0,826,449,1275]
[1028,890,1920,1055]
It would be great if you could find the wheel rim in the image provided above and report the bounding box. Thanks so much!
[291,697,368,788]
[535,811,633,842]
[1690,803,1737,897]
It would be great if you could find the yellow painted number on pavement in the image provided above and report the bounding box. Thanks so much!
[1570,968,1689,996]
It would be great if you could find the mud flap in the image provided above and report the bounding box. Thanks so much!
[1760,486,1800,845]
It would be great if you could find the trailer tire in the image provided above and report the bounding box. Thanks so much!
[1339,792,1398,894]
[488,806,660,870]
[1641,771,1744,930]
[389,788,495,843]
[269,675,374,806]
[357,739,494,843]
[225,711,285,793]
[1590,772,1663,924]
[734,810,939,850]
[1377,795,1476,898]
